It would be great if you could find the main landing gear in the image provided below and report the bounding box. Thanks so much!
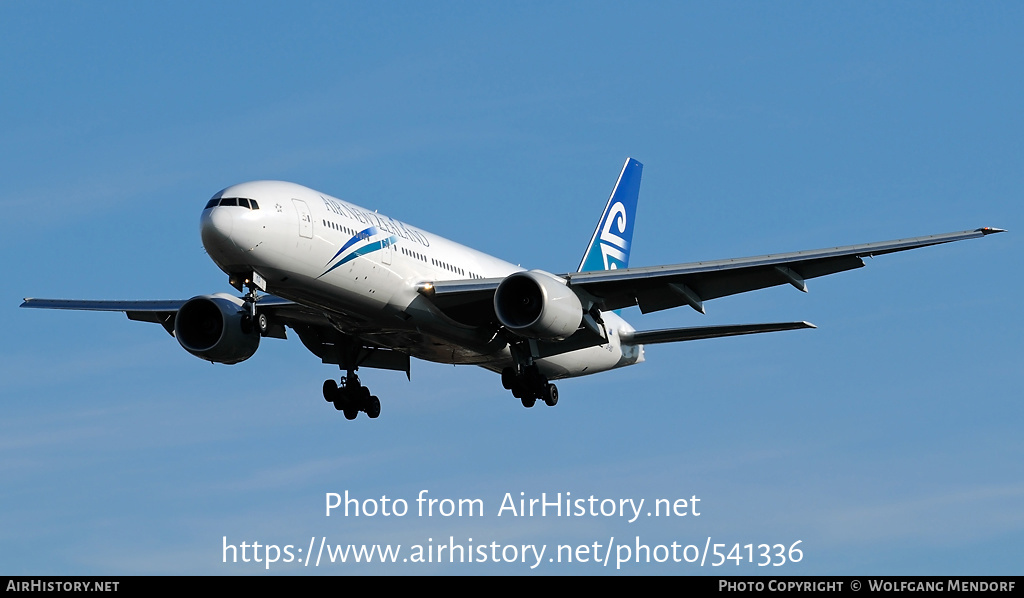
[501,365,558,409]
[323,372,380,420]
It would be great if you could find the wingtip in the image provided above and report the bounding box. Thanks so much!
[802,321,817,329]
[979,227,1007,235]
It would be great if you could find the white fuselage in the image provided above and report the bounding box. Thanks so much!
[200,181,643,379]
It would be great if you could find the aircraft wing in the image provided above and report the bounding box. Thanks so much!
[19,299,190,335]
[19,294,412,374]
[20,294,357,345]
[19,294,361,341]
[19,295,304,338]
[426,227,1004,317]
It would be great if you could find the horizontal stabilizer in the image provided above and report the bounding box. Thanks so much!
[622,321,815,345]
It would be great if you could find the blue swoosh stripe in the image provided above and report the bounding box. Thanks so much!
[325,226,379,266]
[319,236,398,277]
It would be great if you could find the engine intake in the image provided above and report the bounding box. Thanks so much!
[174,293,260,364]
[493,270,583,340]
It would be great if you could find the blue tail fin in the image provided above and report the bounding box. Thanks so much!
[577,158,643,272]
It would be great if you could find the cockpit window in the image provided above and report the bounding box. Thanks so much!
[204,197,260,210]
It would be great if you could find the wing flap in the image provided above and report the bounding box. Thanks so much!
[126,310,178,336]
[629,254,866,313]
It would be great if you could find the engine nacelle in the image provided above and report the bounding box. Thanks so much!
[174,293,260,364]
[493,270,583,340]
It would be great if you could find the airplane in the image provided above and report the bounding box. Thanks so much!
[21,158,1004,420]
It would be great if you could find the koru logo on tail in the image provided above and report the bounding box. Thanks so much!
[599,202,629,270]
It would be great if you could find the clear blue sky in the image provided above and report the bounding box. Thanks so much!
[2,2,1020,574]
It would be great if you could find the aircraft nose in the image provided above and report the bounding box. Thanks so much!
[198,202,240,264]
[200,205,235,253]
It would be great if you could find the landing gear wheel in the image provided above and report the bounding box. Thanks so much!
[365,396,381,419]
[323,379,338,402]
[343,405,359,420]
[521,396,536,408]
[256,312,268,334]
[543,383,558,407]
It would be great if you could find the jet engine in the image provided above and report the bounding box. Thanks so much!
[174,293,260,364]
[493,270,583,340]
